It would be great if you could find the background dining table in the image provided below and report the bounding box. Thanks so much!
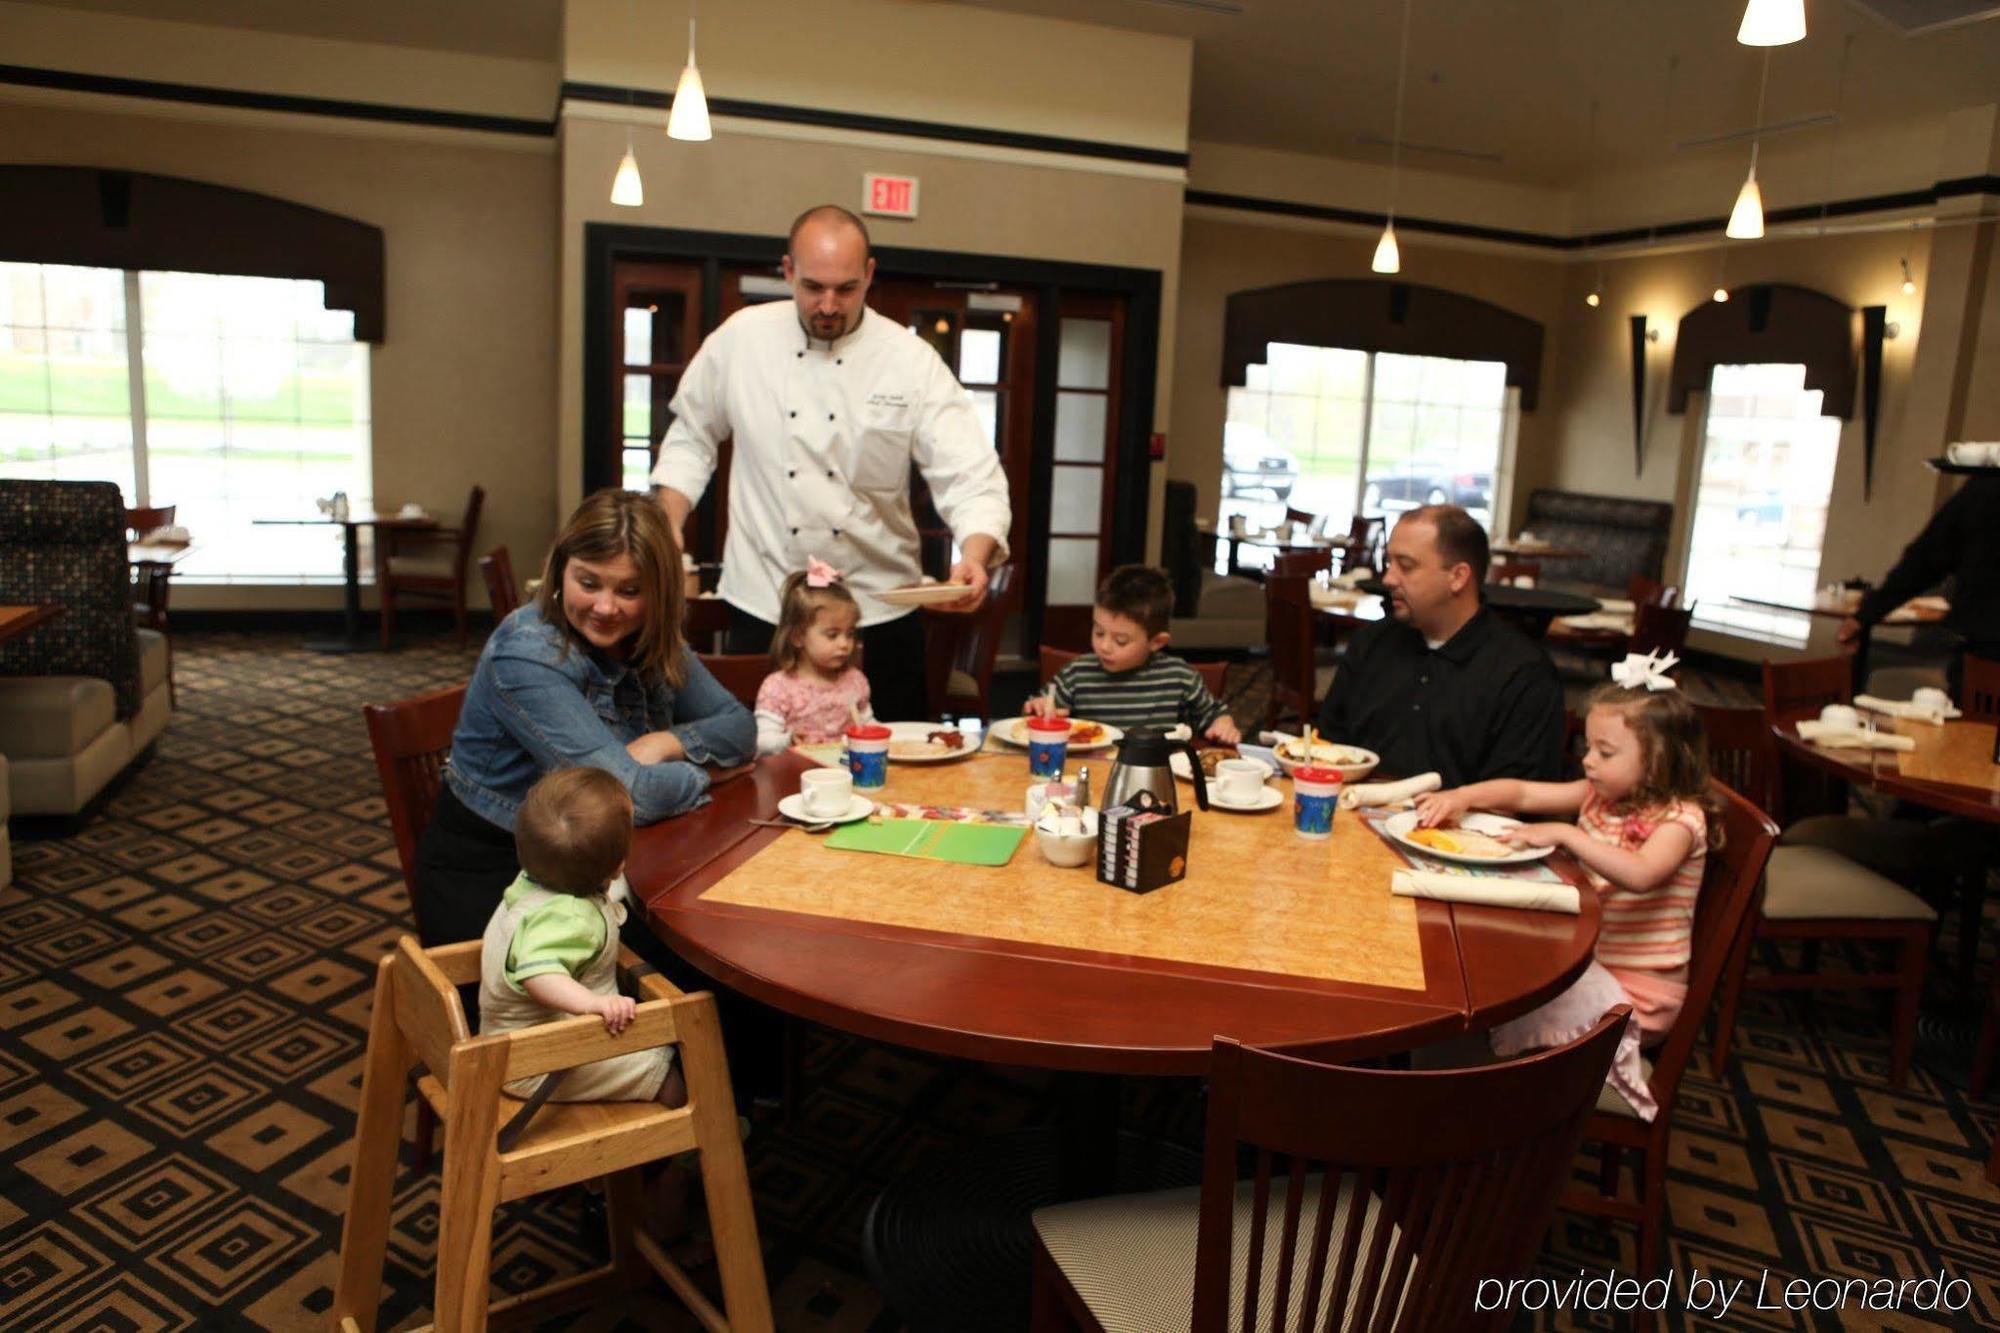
[626,745,1602,1328]
[252,513,436,652]
[1329,579,1601,639]
[1735,590,1950,690]
[0,603,61,645]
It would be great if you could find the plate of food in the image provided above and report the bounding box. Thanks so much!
[1169,748,1274,782]
[990,718,1123,751]
[874,579,974,607]
[1380,810,1554,866]
[885,721,980,762]
[1270,736,1379,782]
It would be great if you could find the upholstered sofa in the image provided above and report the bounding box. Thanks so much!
[0,480,171,822]
[1519,488,1674,592]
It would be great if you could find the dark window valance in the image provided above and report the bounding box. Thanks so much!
[1667,283,1853,418]
[0,166,385,342]
[1221,278,1544,410]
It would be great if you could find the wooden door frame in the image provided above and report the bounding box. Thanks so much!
[582,223,1161,649]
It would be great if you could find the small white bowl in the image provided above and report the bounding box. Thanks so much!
[1271,740,1379,783]
[1035,808,1099,868]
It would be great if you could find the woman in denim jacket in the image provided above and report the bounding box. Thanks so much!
[414,489,755,944]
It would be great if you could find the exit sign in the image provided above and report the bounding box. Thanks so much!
[863,173,919,219]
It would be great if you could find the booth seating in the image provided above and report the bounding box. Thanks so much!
[0,480,171,818]
[1161,480,1266,651]
[1519,488,1674,592]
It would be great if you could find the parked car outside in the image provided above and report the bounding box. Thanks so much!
[1221,423,1298,501]
[1361,470,1492,514]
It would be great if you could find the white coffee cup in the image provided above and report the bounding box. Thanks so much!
[1214,758,1267,805]
[1913,687,1954,714]
[800,768,853,819]
[1819,704,1861,730]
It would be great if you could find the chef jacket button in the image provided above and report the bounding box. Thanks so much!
[833,528,842,536]
[828,413,835,421]
[825,469,834,478]
[836,358,843,365]
[789,410,796,418]
[790,527,799,535]
[796,350,804,358]
[788,470,796,478]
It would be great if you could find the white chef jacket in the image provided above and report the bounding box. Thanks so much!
[650,301,1013,627]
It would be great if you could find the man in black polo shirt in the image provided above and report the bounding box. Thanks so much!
[1315,505,1564,786]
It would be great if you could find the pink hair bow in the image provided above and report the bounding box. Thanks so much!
[805,556,844,588]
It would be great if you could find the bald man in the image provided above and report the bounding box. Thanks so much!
[652,204,1012,722]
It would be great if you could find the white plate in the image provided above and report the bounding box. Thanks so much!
[1270,739,1380,782]
[874,582,973,607]
[1169,750,1275,783]
[884,720,979,763]
[1204,785,1283,813]
[775,792,875,827]
[1381,810,1554,866]
[990,718,1124,752]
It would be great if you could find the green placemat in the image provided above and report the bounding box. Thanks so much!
[824,819,1026,867]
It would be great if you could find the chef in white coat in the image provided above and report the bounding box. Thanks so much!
[652,204,1012,722]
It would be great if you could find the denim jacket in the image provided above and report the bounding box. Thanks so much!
[444,605,757,829]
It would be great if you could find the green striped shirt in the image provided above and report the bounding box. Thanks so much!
[1049,652,1224,733]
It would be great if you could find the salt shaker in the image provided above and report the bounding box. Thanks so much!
[1074,765,1091,812]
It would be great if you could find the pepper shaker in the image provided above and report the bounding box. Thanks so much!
[1074,765,1091,812]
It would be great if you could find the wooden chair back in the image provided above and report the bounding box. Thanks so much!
[124,503,174,537]
[1626,574,1680,609]
[1283,506,1318,530]
[362,684,467,926]
[1271,549,1332,579]
[1038,645,1227,702]
[1962,653,2000,724]
[1638,779,1777,1109]
[1190,1015,1626,1332]
[390,937,473,1090]
[1693,705,1775,816]
[936,562,1021,719]
[452,485,486,577]
[1344,515,1385,573]
[1265,575,1317,727]
[1630,602,1694,657]
[1762,655,1850,724]
[479,545,520,619]
[698,653,768,710]
[1489,559,1541,587]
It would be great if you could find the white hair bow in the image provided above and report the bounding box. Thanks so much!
[1610,650,1680,692]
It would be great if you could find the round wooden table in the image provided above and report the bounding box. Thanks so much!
[1773,715,2000,824]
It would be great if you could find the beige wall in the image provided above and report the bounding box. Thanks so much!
[0,96,561,611]
[1168,211,1569,533]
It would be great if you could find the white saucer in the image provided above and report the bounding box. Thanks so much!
[776,792,875,826]
[1205,786,1282,813]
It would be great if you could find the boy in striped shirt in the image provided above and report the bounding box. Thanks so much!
[1025,565,1240,743]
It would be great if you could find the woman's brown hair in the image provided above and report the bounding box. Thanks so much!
[535,488,687,687]
[1585,683,1725,850]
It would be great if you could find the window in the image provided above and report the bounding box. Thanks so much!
[1219,345,1509,571]
[1683,363,1842,646]
[0,261,371,583]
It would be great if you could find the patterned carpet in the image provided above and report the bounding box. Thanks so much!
[3,630,1999,1331]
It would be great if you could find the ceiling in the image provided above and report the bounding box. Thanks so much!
[965,0,2000,185]
[14,1,2000,186]
[21,0,563,61]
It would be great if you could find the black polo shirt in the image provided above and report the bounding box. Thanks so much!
[1315,608,1566,787]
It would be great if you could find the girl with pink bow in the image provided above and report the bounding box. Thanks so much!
[753,559,877,754]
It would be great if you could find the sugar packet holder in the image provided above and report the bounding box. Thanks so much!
[1096,789,1191,894]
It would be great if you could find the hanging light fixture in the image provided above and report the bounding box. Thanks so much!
[1713,249,1730,303]
[1713,286,1731,303]
[1899,257,1917,297]
[1582,99,1604,309]
[1725,52,1771,240]
[1737,0,1805,47]
[611,127,644,206]
[1373,0,1414,275]
[666,5,712,142]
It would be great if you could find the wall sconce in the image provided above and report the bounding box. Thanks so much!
[1644,327,1661,343]
[1884,322,1902,340]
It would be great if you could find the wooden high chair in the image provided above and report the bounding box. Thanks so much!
[331,937,772,1332]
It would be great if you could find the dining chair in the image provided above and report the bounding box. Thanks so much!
[1761,655,1854,825]
[1561,779,1775,1330]
[698,653,769,711]
[331,937,772,1333]
[931,561,1020,723]
[363,682,467,1172]
[1263,574,1317,730]
[1625,574,1680,609]
[1628,602,1693,658]
[478,544,520,620]
[377,484,485,649]
[1038,645,1228,708]
[1697,705,1935,1087]
[1030,1014,1627,1333]
[1961,652,2000,723]
[1270,548,1332,579]
[125,503,178,705]
[1488,559,1541,588]
[1342,515,1385,575]
[1282,505,1318,531]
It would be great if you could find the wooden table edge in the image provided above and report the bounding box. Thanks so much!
[1773,719,2000,823]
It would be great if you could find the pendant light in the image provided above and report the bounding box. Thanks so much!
[1713,250,1731,303]
[666,7,712,142]
[1899,222,1918,296]
[1373,0,1414,274]
[1737,0,1805,47]
[611,130,644,207]
[1582,99,1604,308]
[1725,52,1771,240]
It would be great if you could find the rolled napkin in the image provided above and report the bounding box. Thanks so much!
[1333,566,1372,588]
[1309,584,1364,609]
[1946,441,2000,466]
[1340,772,1443,809]
[1391,869,1580,914]
[1556,612,1637,633]
[1595,597,1637,615]
[1854,694,1950,725]
[1795,720,1917,752]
